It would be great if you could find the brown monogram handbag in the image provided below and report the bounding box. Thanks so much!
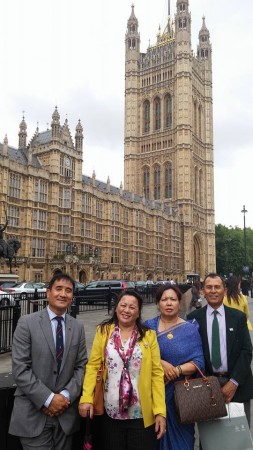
[174,362,227,424]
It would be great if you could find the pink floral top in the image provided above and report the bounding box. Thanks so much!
[104,332,143,419]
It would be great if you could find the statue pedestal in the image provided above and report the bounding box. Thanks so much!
[0,273,19,284]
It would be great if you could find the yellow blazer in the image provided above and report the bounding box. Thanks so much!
[79,324,166,428]
[223,294,253,330]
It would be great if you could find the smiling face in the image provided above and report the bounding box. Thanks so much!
[203,276,225,309]
[116,294,139,328]
[158,288,180,320]
[47,278,73,315]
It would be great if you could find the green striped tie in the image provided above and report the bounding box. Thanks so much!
[212,310,221,369]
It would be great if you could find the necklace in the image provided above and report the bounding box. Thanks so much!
[160,316,179,339]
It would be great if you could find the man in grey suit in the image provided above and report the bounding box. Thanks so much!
[187,273,253,425]
[9,272,87,450]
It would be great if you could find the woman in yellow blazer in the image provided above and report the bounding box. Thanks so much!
[224,275,253,330]
[79,289,166,450]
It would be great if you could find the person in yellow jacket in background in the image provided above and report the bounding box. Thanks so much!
[223,275,253,330]
[79,289,166,450]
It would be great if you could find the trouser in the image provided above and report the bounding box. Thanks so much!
[20,416,72,450]
[103,412,156,450]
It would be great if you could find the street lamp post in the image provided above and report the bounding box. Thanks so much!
[241,205,248,267]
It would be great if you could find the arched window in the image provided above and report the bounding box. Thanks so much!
[199,169,203,206]
[143,100,150,133]
[165,94,172,128]
[193,101,197,134]
[194,166,199,204]
[154,165,161,200]
[165,162,172,199]
[143,167,150,199]
[198,105,202,139]
[154,97,161,130]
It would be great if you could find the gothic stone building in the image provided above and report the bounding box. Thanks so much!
[0,0,215,283]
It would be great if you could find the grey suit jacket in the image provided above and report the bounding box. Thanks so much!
[187,305,253,402]
[9,307,87,438]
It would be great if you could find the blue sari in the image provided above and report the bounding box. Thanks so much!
[144,316,205,450]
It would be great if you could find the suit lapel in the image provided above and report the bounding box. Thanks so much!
[39,308,56,361]
[196,307,213,373]
[61,314,73,370]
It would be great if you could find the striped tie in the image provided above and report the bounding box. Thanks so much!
[54,316,64,373]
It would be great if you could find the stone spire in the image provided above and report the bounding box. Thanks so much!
[51,106,60,139]
[75,119,83,151]
[18,114,27,149]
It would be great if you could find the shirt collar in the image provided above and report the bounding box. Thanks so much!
[207,303,225,316]
[47,306,66,321]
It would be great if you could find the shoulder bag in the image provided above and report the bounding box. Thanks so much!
[93,327,109,415]
[174,361,227,424]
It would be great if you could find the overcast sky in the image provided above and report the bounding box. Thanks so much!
[0,0,253,228]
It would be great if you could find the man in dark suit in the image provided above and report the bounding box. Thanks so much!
[187,273,253,425]
[9,272,87,450]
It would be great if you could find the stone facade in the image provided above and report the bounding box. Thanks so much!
[0,1,215,283]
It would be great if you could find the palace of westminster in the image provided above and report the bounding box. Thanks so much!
[0,0,216,284]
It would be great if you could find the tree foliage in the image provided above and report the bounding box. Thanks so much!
[215,224,253,277]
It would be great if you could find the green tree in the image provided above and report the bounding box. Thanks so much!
[215,224,253,277]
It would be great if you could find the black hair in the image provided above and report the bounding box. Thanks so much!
[155,284,182,304]
[203,273,225,288]
[225,276,240,305]
[48,272,75,292]
[99,288,149,341]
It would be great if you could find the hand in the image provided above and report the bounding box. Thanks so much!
[221,380,238,403]
[41,406,54,417]
[161,360,178,381]
[47,394,70,416]
[78,402,94,418]
[155,414,166,439]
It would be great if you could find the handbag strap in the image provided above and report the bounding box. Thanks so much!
[101,326,110,366]
[189,361,209,382]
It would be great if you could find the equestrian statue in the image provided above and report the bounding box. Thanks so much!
[0,207,21,273]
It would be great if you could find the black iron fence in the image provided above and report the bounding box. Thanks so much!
[0,283,190,354]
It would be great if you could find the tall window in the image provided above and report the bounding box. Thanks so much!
[96,223,103,241]
[165,162,172,198]
[8,206,20,227]
[96,200,103,219]
[112,204,120,221]
[82,193,92,214]
[58,215,70,234]
[111,248,119,264]
[32,238,45,257]
[83,220,92,238]
[136,211,143,227]
[165,94,172,128]
[143,100,150,133]
[154,97,161,130]
[154,165,161,200]
[198,105,202,139]
[32,210,47,230]
[34,180,48,203]
[193,101,197,134]
[8,173,21,198]
[194,166,199,204]
[111,227,120,243]
[59,188,71,208]
[143,167,150,199]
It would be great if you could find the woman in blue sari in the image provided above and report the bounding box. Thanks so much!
[144,284,205,450]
